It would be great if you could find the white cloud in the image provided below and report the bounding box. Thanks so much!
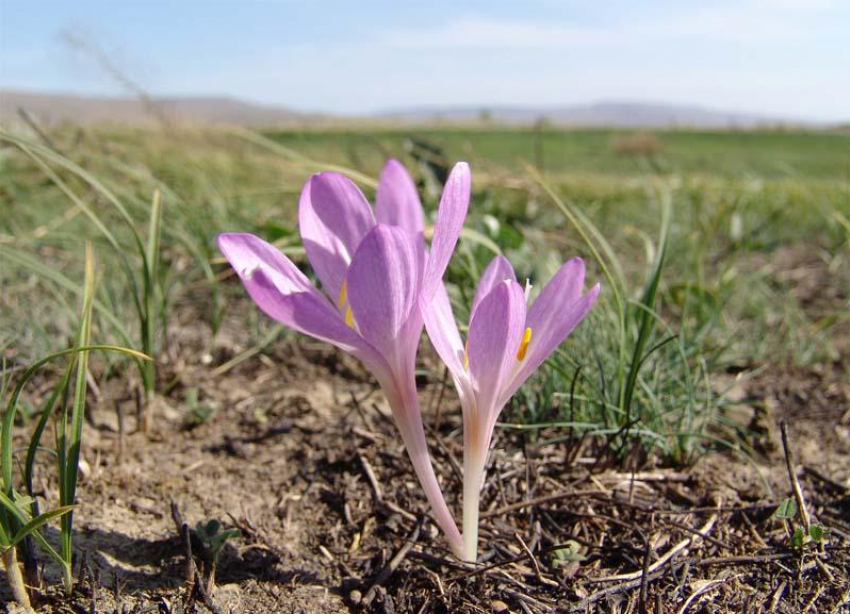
[383,17,616,49]
[382,0,836,50]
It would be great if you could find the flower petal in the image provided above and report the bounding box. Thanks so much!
[530,258,587,324]
[375,159,425,239]
[422,281,466,375]
[523,257,589,362]
[422,162,471,299]
[471,255,516,318]
[219,232,313,294]
[299,172,376,302]
[466,279,527,423]
[500,259,601,403]
[218,233,378,358]
[346,225,419,362]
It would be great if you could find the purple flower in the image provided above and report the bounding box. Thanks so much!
[218,159,470,556]
[422,255,600,561]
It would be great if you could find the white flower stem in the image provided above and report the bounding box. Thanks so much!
[462,472,480,562]
[462,446,486,563]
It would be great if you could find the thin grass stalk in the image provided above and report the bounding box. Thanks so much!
[0,492,75,550]
[19,359,75,587]
[141,189,163,427]
[0,345,150,496]
[620,196,671,444]
[0,341,147,602]
[24,362,75,517]
[0,344,151,511]
[57,243,95,591]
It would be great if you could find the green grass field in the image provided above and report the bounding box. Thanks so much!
[1,124,848,457]
[268,126,849,178]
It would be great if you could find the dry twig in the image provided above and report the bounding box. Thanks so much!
[358,452,383,502]
[589,511,719,583]
[780,421,811,531]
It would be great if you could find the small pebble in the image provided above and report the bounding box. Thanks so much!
[349,589,362,604]
[491,599,509,613]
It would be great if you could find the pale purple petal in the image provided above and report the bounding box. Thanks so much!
[219,232,314,294]
[375,159,425,239]
[529,258,587,326]
[299,172,376,302]
[422,162,471,299]
[421,281,466,375]
[346,225,419,362]
[309,172,376,248]
[218,233,380,361]
[393,234,429,366]
[471,255,516,318]
[523,257,589,369]
[500,273,601,405]
[466,280,527,422]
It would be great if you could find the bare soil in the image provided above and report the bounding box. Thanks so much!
[3,249,849,614]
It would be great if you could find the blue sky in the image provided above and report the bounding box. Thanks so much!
[0,0,847,120]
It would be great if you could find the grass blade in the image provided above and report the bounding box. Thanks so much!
[1,343,152,497]
[0,490,66,564]
[59,242,95,591]
[143,188,164,399]
[620,195,671,442]
[10,506,75,548]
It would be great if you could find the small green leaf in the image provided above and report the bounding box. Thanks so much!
[196,518,221,541]
[809,525,825,543]
[210,528,241,555]
[773,498,798,520]
[551,540,585,565]
[791,527,806,548]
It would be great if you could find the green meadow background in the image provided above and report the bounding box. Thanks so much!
[2,124,848,461]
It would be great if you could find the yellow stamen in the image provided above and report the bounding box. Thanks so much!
[345,305,355,328]
[516,327,532,361]
[338,280,348,307]
[463,340,470,370]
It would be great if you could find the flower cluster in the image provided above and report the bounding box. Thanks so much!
[219,160,599,562]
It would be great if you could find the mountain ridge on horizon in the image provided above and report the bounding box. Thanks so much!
[0,88,827,128]
[380,100,808,128]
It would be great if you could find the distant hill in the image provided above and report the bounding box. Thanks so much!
[380,101,807,128]
[0,90,313,127]
[0,90,818,129]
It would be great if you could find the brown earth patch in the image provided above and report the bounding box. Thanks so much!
[4,333,848,613]
[3,252,849,613]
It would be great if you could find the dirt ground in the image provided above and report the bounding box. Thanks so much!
[3,251,849,614]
